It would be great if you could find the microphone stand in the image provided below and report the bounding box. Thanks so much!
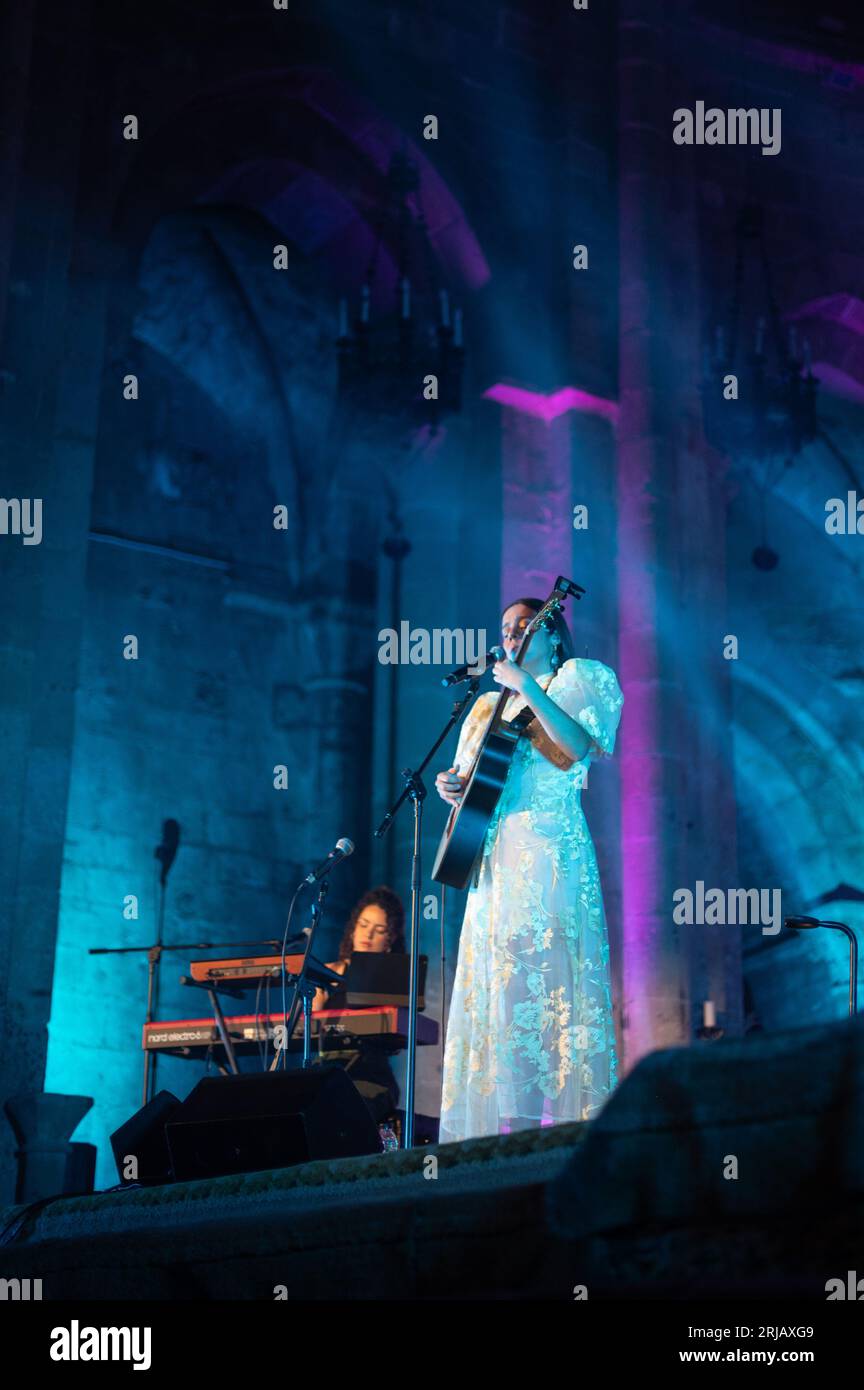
[273,879,331,1072]
[144,849,169,1105]
[267,872,344,1073]
[375,675,482,1148]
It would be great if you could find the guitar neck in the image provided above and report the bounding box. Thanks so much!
[487,654,527,737]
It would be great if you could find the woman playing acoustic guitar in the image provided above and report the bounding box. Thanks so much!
[435,598,623,1142]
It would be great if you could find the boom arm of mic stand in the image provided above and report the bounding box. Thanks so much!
[374,675,481,841]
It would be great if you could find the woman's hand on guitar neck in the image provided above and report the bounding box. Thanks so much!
[435,766,466,806]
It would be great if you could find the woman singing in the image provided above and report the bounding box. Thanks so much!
[435,598,623,1142]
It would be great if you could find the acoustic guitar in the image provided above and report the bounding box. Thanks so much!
[431,576,585,890]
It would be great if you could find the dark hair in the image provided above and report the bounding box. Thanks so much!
[337,885,406,961]
[502,597,575,673]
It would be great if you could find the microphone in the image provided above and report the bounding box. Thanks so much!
[304,837,355,885]
[441,646,505,687]
[154,819,180,887]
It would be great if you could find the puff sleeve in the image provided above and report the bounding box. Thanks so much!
[547,658,623,759]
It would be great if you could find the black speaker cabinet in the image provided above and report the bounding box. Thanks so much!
[110,1090,181,1186]
[165,1067,382,1181]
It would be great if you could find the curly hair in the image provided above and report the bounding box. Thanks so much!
[502,597,575,672]
[336,885,406,961]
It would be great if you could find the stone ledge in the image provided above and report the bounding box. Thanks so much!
[0,1119,586,1247]
[548,1015,864,1238]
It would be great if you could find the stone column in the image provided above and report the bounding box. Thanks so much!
[0,10,113,1202]
[499,397,628,1046]
[568,410,625,1038]
[499,405,572,607]
[616,0,742,1071]
[0,0,36,347]
[294,475,379,956]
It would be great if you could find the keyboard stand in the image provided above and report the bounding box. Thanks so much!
[207,986,240,1075]
[179,975,245,1075]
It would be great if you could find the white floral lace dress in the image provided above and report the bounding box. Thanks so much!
[439,657,624,1143]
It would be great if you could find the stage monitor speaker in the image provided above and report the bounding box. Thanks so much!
[110,1090,181,1186]
[165,1067,382,1181]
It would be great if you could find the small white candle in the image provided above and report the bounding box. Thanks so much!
[702,1000,716,1029]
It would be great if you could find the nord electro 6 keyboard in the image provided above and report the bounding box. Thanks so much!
[142,1007,439,1057]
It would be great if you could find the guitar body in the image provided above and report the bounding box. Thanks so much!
[431,724,519,890]
[430,575,585,893]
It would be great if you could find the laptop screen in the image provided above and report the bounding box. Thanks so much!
[342,952,427,1009]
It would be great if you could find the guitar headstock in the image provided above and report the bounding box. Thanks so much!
[525,594,563,635]
[513,577,585,660]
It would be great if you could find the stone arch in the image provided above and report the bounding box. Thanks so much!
[788,294,864,405]
[731,661,864,1030]
[100,67,491,573]
[112,67,489,297]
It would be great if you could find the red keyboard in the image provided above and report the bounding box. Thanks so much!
[143,1006,438,1055]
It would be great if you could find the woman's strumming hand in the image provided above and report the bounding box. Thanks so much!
[435,767,466,806]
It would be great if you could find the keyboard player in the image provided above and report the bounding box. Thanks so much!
[311,886,406,1126]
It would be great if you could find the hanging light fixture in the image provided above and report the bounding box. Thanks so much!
[702,205,820,568]
[702,204,819,462]
[336,149,464,436]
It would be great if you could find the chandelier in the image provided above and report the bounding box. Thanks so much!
[701,204,819,466]
[336,150,464,435]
